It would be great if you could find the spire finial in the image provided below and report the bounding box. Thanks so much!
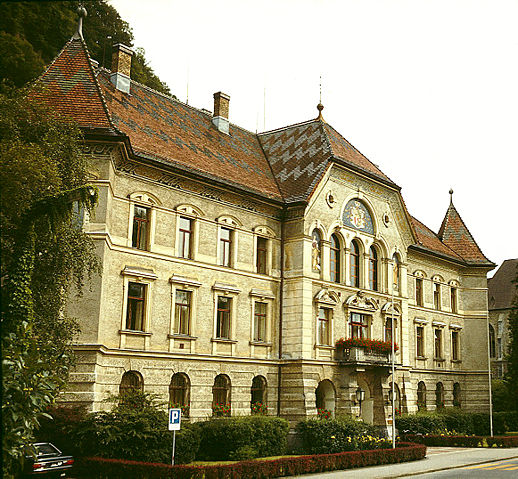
[73,4,87,40]
[317,75,324,120]
[449,188,454,205]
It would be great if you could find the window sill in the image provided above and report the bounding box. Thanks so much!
[250,340,272,347]
[434,358,445,362]
[168,334,197,341]
[416,356,427,360]
[119,329,152,336]
[451,359,462,363]
[315,344,334,350]
[211,338,237,344]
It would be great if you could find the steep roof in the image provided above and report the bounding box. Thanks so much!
[33,37,115,133]
[438,203,493,265]
[488,259,518,310]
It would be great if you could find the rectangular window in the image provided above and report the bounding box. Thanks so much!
[433,283,441,310]
[350,312,369,339]
[220,228,232,267]
[132,205,150,250]
[317,307,331,345]
[174,290,191,335]
[254,301,267,341]
[416,278,423,307]
[126,282,146,331]
[416,326,424,357]
[216,296,231,339]
[256,237,267,274]
[451,330,459,360]
[178,217,193,259]
[434,329,442,359]
[450,287,457,313]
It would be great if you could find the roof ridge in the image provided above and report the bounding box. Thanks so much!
[258,118,319,136]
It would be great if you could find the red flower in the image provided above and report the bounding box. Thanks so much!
[335,337,398,354]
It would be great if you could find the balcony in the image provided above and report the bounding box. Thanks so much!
[336,347,391,365]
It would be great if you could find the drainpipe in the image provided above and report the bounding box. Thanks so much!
[277,210,286,417]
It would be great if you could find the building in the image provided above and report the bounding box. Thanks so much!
[37,15,496,428]
[488,259,518,378]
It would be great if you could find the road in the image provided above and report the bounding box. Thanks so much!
[413,459,518,477]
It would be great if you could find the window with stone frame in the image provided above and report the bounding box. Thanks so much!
[434,328,443,359]
[317,307,331,345]
[174,289,191,335]
[453,382,461,408]
[415,278,424,307]
[451,330,460,360]
[251,375,267,413]
[216,296,231,339]
[256,237,268,274]
[384,317,397,345]
[169,373,190,415]
[219,227,233,267]
[435,382,445,409]
[126,282,146,331]
[212,374,231,416]
[417,381,426,410]
[132,205,150,250]
[120,370,143,396]
[450,286,457,313]
[330,234,341,283]
[253,301,267,342]
[178,216,193,259]
[368,246,379,291]
[433,282,441,310]
[349,240,360,287]
[489,324,496,358]
[416,326,425,357]
[350,312,369,338]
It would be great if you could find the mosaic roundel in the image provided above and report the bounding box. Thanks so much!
[342,199,374,234]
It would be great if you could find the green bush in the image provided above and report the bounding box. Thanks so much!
[295,415,379,454]
[395,412,446,435]
[196,415,289,461]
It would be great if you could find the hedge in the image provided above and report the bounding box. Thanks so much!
[73,442,426,479]
[401,434,518,448]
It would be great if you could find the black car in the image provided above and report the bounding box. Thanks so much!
[22,443,74,478]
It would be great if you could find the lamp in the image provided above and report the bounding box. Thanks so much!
[355,387,365,416]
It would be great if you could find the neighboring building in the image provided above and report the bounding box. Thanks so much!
[488,259,518,378]
[36,16,496,429]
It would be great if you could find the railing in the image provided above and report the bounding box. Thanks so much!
[336,347,391,364]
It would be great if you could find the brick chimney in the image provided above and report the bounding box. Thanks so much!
[212,91,230,134]
[110,43,134,94]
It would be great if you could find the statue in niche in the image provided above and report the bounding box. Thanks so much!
[312,230,321,272]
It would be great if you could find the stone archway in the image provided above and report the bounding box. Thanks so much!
[315,379,336,415]
[357,376,374,424]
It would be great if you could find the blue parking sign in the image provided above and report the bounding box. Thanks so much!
[168,408,181,431]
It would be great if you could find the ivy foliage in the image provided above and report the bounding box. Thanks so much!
[505,271,518,410]
[0,1,172,95]
[0,87,101,477]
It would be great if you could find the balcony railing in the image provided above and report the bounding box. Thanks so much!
[336,347,391,365]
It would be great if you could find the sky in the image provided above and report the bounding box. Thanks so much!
[109,0,517,273]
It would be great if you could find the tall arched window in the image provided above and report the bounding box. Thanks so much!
[315,379,336,416]
[417,381,426,410]
[453,382,461,408]
[251,375,267,414]
[349,240,360,288]
[169,373,190,416]
[435,382,444,409]
[330,234,341,283]
[212,374,231,416]
[368,246,378,291]
[119,371,143,398]
[392,254,400,291]
[311,230,322,273]
[489,324,496,358]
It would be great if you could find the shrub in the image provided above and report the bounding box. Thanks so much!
[295,415,379,454]
[402,434,518,448]
[197,416,289,461]
[395,412,446,435]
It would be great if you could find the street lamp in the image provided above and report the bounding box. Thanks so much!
[356,387,365,417]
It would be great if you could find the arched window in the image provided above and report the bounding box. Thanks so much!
[212,374,231,416]
[389,382,401,415]
[349,240,360,288]
[489,324,496,358]
[392,254,400,291]
[385,317,398,346]
[435,382,444,409]
[330,234,341,283]
[368,246,378,291]
[119,370,143,396]
[311,230,322,273]
[315,379,336,417]
[453,383,461,408]
[169,373,190,416]
[417,381,426,410]
[251,375,267,414]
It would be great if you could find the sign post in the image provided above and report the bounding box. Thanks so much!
[168,408,181,465]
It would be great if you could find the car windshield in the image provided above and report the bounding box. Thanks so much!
[35,443,60,456]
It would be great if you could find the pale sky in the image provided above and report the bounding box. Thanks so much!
[109,0,518,272]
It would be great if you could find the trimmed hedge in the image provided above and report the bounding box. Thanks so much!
[74,442,426,479]
[401,434,518,448]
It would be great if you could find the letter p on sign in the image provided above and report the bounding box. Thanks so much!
[168,408,181,431]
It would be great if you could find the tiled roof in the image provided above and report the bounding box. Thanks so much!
[97,73,283,201]
[33,38,114,132]
[488,259,518,310]
[438,203,493,265]
[410,216,464,261]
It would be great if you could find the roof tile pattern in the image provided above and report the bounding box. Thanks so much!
[488,259,518,309]
[259,121,331,202]
[438,204,492,264]
[97,74,282,200]
[35,38,112,130]
[410,216,463,261]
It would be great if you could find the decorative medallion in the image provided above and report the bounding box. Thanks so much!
[342,199,374,235]
[383,212,390,227]
[326,191,336,208]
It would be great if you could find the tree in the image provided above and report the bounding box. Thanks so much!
[505,271,518,410]
[0,87,100,476]
[0,1,171,95]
